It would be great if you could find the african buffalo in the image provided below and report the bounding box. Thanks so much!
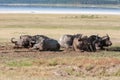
[32,38,60,51]
[11,35,32,48]
[73,34,102,52]
[59,34,73,49]
[88,34,112,50]
[59,34,82,49]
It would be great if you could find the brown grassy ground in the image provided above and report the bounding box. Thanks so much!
[0,14,120,80]
[0,44,120,80]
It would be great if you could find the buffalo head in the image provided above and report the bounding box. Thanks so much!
[101,34,112,47]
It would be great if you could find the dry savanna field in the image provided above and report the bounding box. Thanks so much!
[0,14,120,80]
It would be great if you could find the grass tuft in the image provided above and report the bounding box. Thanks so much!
[47,59,58,66]
[6,61,32,67]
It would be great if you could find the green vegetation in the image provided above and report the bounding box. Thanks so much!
[80,15,99,19]
[0,14,120,30]
[6,60,32,67]
[115,69,120,76]
[47,59,58,66]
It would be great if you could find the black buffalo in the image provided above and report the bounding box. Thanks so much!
[32,38,60,51]
[72,34,112,52]
[88,34,112,50]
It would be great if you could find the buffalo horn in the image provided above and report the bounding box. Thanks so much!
[11,38,17,43]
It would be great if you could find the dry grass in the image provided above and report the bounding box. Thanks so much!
[0,14,120,45]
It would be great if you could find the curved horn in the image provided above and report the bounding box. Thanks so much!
[106,34,110,39]
[106,34,109,37]
[11,38,17,43]
[20,36,22,39]
[107,34,110,37]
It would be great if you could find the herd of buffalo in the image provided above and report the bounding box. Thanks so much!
[11,34,112,52]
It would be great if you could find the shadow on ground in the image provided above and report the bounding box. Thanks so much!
[107,47,120,52]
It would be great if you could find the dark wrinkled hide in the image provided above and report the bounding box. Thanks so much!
[88,35,101,51]
[79,36,97,52]
[73,35,103,52]
[88,34,112,50]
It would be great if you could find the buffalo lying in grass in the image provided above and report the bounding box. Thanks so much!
[59,34,82,49]
[11,35,32,48]
[32,38,60,51]
[73,35,100,52]
[11,35,60,51]
[11,35,50,49]
[72,34,112,52]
